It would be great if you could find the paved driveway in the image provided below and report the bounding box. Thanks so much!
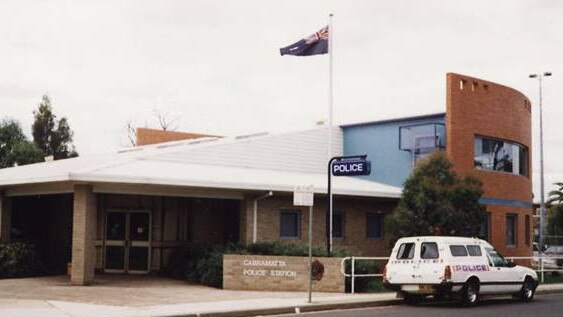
[0,274,346,306]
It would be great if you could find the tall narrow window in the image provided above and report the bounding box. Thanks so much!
[479,212,491,241]
[525,215,531,246]
[506,214,517,247]
[366,213,383,239]
[333,210,344,239]
[280,210,300,239]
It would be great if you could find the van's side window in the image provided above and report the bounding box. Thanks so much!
[421,242,439,259]
[466,245,482,256]
[450,245,468,256]
[397,243,415,259]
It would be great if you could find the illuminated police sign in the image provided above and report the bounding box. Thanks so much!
[331,159,371,176]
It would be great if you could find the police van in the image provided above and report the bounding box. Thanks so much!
[383,236,538,305]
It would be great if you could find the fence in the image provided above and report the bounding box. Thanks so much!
[340,257,387,294]
[506,256,563,283]
[341,255,563,294]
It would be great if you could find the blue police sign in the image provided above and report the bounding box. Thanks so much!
[331,159,371,176]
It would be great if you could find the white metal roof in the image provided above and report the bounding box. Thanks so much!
[0,126,401,198]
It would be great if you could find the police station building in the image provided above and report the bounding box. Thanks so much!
[0,73,533,285]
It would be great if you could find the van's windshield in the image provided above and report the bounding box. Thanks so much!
[486,248,508,267]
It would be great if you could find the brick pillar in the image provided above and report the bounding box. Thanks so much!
[242,196,254,244]
[71,185,97,285]
[0,191,12,242]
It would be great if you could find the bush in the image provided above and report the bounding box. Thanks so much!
[166,243,212,282]
[0,241,43,278]
[196,249,225,288]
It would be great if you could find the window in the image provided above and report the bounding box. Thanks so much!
[397,243,415,259]
[450,245,468,257]
[466,245,482,256]
[525,215,531,246]
[399,123,446,164]
[333,210,344,239]
[366,213,383,239]
[479,212,491,241]
[486,248,508,267]
[506,214,517,247]
[421,242,439,259]
[474,136,528,177]
[279,210,300,239]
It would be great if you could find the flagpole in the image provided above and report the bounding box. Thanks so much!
[328,13,334,255]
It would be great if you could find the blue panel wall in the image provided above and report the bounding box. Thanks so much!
[342,114,445,188]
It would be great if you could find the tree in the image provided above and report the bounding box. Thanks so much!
[125,120,137,146]
[548,182,563,206]
[123,110,181,147]
[32,95,78,160]
[153,109,179,131]
[385,151,487,241]
[547,183,563,242]
[0,119,43,168]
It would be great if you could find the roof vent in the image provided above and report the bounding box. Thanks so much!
[44,155,54,162]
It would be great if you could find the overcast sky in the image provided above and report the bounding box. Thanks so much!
[1,0,562,200]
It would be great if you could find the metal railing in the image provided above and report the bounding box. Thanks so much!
[340,257,388,294]
[506,256,563,283]
[341,255,563,293]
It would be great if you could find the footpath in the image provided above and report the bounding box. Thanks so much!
[2,284,563,317]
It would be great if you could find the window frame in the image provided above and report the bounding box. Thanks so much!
[396,242,415,260]
[525,215,531,246]
[420,242,439,259]
[450,245,469,257]
[479,212,491,241]
[366,212,384,240]
[506,213,518,247]
[466,245,483,257]
[332,210,345,240]
[473,135,529,178]
[279,209,301,240]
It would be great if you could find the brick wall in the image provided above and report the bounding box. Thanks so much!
[242,195,397,256]
[223,254,344,292]
[136,128,219,146]
[446,73,533,257]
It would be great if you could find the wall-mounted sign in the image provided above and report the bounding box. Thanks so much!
[331,159,371,176]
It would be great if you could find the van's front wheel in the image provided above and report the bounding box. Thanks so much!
[460,279,479,306]
[518,277,536,302]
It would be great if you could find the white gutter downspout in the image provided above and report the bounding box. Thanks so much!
[253,191,273,243]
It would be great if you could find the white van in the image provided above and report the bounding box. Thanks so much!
[383,236,538,305]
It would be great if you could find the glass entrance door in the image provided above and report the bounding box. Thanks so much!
[128,212,150,273]
[105,210,151,273]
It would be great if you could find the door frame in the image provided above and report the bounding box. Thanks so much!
[103,209,152,274]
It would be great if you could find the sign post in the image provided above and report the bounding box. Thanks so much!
[294,185,314,303]
[326,155,371,256]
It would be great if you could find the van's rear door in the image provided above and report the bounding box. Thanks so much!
[412,240,444,285]
[386,240,417,284]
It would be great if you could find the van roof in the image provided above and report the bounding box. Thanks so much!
[395,236,492,246]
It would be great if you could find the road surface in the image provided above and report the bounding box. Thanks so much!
[270,293,563,317]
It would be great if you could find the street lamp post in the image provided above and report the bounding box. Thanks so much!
[529,72,551,253]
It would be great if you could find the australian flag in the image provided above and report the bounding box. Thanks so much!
[280,26,329,56]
